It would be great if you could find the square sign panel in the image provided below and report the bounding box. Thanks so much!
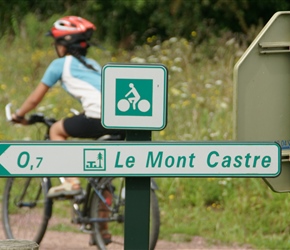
[101,64,168,130]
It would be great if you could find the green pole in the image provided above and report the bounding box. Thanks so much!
[124,130,151,250]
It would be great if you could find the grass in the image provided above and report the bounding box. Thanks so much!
[0,20,290,249]
[156,177,290,248]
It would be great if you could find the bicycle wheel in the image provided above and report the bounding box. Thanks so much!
[2,177,53,244]
[89,191,108,250]
[89,178,160,250]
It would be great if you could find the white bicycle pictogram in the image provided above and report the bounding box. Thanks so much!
[117,83,151,112]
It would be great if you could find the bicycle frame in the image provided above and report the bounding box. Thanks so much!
[71,177,125,226]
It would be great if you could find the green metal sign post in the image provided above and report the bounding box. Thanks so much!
[124,130,151,249]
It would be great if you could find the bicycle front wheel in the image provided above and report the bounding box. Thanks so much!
[2,177,53,243]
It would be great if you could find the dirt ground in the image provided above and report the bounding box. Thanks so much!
[39,231,252,250]
[0,202,252,250]
[0,223,252,250]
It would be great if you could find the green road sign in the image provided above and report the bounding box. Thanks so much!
[0,142,280,177]
[101,63,168,130]
[115,79,153,116]
[234,11,290,192]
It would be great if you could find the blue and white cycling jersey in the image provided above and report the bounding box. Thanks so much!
[41,55,102,118]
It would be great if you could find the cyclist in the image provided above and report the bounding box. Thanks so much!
[125,83,140,110]
[11,16,124,244]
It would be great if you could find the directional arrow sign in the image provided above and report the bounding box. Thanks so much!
[0,142,280,177]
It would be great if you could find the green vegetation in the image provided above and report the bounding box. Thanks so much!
[0,11,290,250]
[1,0,290,47]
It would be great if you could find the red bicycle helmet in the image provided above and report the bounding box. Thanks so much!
[47,16,96,47]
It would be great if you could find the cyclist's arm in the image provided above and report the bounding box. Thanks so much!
[12,59,63,123]
[12,82,49,123]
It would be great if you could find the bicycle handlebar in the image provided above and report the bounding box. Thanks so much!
[5,103,56,127]
[5,103,12,121]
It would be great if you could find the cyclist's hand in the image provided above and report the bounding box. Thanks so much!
[11,113,28,125]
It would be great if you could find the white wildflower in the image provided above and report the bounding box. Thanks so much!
[130,57,146,63]
[170,88,181,96]
[197,96,205,103]
[160,55,169,62]
[220,102,228,109]
[215,80,222,85]
[170,66,182,72]
[174,57,182,63]
[218,180,227,185]
[169,37,178,43]
[152,45,161,51]
[147,55,159,63]
[210,131,220,138]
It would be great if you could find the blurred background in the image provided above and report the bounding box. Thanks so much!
[0,0,290,248]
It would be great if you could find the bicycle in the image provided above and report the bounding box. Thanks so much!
[117,98,151,113]
[2,103,160,250]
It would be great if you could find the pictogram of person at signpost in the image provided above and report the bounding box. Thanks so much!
[84,149,106,171]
